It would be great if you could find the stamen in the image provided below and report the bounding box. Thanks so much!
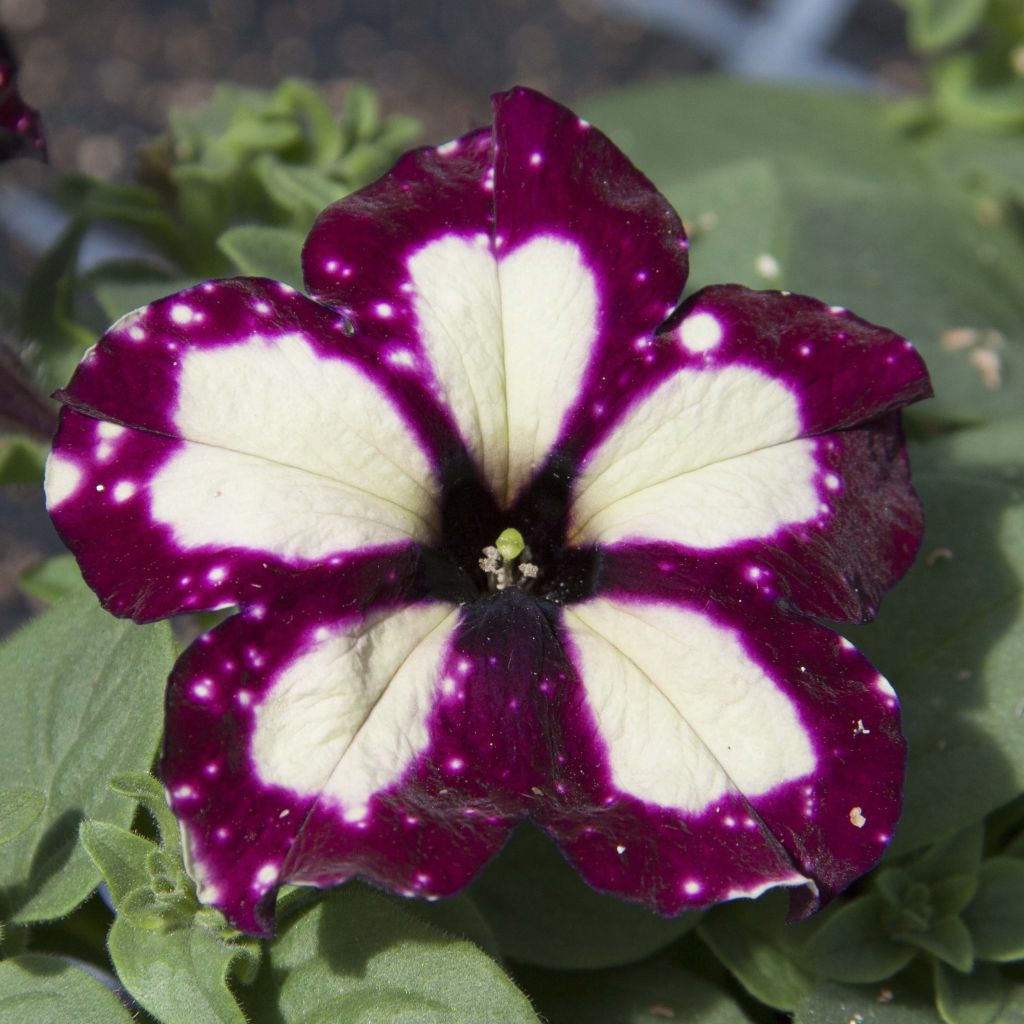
[479,529,538,592]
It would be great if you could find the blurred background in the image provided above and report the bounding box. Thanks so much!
[4,0,918,177]
[0,0,951,634]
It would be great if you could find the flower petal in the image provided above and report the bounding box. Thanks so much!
[304,88,689,504]
[46,279,452,620]
[563,288,929,620]
[0,40,46,162]
[549,592,904,914]
[164,585,580,934]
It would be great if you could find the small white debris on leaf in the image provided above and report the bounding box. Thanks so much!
[926,547,953,567]
[849,806,867,828]
[968,346,1003,390]
[940,326,1005,390]
[754,252,781,279]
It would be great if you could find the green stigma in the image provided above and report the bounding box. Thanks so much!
[495,527,526,562]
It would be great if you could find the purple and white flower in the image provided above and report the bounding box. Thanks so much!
[45,88,931,936]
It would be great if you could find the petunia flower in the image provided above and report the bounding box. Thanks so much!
[44,88,931,936]
[0,32,45,162]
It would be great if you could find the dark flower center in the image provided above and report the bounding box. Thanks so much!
[421,449,602,607]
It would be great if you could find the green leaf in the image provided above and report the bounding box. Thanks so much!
[0,954,132,1023]
[78,820,154,906]
[242,882,539,1024]
[252,155,345,224]
[217,225,305,290]
[93,276,200,323]
[844,421,1024,852]
[929,875,979,919]
[801,895,917,983]
[697,893,814,1011]
[796,980,947,1023]
[963,858,1024,961]
[0,435,47,485]
[109,916,255,1024]
[585,79,1024,427]
[0,789,45,846]
[19,555,84,604]
[18,220,96,389]
[932,960,1009,1024]
[901,0,989,52]
[468,822,700,969]
[910,824,985,886]
[675,158,786,294]
[107,771,182,860]
[517,958,752,1024]
[401,893,502,961]
[898,916,973,972]
[0,593,174,923]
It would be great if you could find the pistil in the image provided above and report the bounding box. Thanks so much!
[479,528,539,592]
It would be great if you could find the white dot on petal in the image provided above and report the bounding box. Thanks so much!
[254,302,271,315]
[96,442,114,462]
[256,863,279,885]
[824,473,841,491]
[170,303,194,325]
[615,844,626,855]
[237,690,252,706]
[325,259,339,273]
[683,880,702,895]
[113,481,136,503]
[723,816,736,828]
[344,805,368,823]
[205,762,219,776]
[447,757,464,772]
[529,152,542,166]
[192,680,213,699]
[387,348,416,369]
[441,677,457,697]
[314,625,330,641]
[216,827,229,840]
[128,325,145,341]
[679,311,723,353]
[375,302,393,318]
[173,785,195,799]
[207,566,226,582]
[97,422,126,440]
[95,484,105,493]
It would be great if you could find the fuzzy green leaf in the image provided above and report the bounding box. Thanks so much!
[107,771,182,860]
[897,916,973,972]
[845,421,1024,852]
[909,824,985,885]
[801,895,917,984]
[252,155,345,223]
[796,981,947,1023]
[78,820,154,906]
[0,436,47,485]
[517,958,752,1024]
[697,894,813,1011]
[0,954,132,1023]
[932,960,1009,1024]
[963,858,1024,962]
[19,555,84,604]
[109,917,256,1024]
[217,225,305,290]
[0,789,45,846]
[901,0,989,52]
[469,822,700,969]
[242,882,538,1024]
[0,594,174,923]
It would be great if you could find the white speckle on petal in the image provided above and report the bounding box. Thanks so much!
[375,302,394,318]
[529,152,542,167]
[173,785,195,799]
[615,844,626,855]
[171,303,195,325]
[447,757,464,772]
[254,302,271,315]
[683,880,702,895]
[208,566,227,582]
[44,456,82,508]
[256,863,279,886]
[387,348,416,369]
[344,805,368,823]
[128,325,145,341]
[97,422,126,440]
[679,311,723,353]
[95,484,105,493]
[824,473,841,491]
[113,481,136,503]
